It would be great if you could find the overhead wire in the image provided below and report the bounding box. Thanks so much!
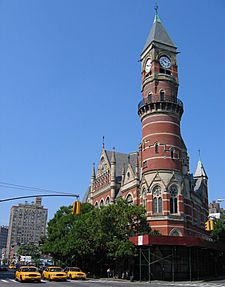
[0,181,74,196]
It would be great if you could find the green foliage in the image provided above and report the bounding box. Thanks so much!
[17,244,41,260]
[211,211,225,243]
[41,199,153,275]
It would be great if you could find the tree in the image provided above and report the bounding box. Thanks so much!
[211,211,225,243]
[42,199,155,277]
[17,244,41,262]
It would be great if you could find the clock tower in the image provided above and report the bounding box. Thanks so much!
[138,11,190,236]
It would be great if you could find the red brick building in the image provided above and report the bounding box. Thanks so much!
[84,12,209,239]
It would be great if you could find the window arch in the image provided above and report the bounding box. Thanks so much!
[126,194,133,205]
[95,201,99,208]
[148,92,152,103]
[155,142,159,154]
[169,228,181,236]
[105,196,110,206]
[160,89,165,101]
[152,185,162,214]
[100,199,104,207]
[142,188,147,208]
[169,184,178,214]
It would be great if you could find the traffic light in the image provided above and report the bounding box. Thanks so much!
[72,200,81,215]
[205,219,214,231]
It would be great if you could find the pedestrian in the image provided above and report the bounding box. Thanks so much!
[107,267,111,278]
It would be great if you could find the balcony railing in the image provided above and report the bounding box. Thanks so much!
[138,95,183,110]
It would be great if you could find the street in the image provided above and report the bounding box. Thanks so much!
[1,271,225,287]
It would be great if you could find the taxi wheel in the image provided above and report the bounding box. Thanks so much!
[20,276,24,283]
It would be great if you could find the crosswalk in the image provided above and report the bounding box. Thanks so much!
[0,278,224,287]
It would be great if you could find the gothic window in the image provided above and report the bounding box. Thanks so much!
[105,197,110,206]
[95,202,99,208]
[126,194,133,205]
[100,199,104,207]
[160,90,165,101]
[148,92,152,103]
[169,185,178,214]
[170,229,181,236]
[155,142,159,154]
[142,188,147,208]
[143,160,147,168]
[152,185,162,214]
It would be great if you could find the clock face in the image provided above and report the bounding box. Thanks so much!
[159,56,171,69]
[145,58,152,73]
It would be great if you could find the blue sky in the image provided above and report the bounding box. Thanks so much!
[0,0,225,226]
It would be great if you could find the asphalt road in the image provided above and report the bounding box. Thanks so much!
[1,271,225,287]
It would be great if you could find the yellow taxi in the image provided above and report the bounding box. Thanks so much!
[42,266,67,281]
[15,266,41,282]
[64,267,86,280]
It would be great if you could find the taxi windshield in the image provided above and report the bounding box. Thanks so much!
[70,267,81,271]
[49,267,63,272]
[21,267,37,272]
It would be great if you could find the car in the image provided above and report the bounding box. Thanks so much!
[64,267,86,280]
[42,266,67,281]
[15,266,41,282]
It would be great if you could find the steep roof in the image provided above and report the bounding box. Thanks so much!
[105,150,137,178]
[142,14,176,54]
[194,160,207,178]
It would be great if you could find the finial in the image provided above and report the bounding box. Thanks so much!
[154,2,159,15]
[102,136,105,148]
[198,149,201,161]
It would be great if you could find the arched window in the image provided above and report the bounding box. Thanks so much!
[95,202,99,208]
[100,199,104,207]
[155,142,159,154]
[142,188,147,208]
[169,185,178,214]
[152,185,162,214]
[148,92,152,103]
[160,90,165,101]
[126,194,133,205]
[105,197,110,205]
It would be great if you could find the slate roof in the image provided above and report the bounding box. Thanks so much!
[194,160,207,178]
[105,150,138,178]
[142,14,176,54]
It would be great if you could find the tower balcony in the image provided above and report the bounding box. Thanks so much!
[138,95,183,118]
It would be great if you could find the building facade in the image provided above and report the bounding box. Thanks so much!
[0,226,8,261]
[84,12,209,239]
[6,197,48,259]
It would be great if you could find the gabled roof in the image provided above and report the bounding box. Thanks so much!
[194,160,207,178]
[142,14,176,54]
[105,150,137,178]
